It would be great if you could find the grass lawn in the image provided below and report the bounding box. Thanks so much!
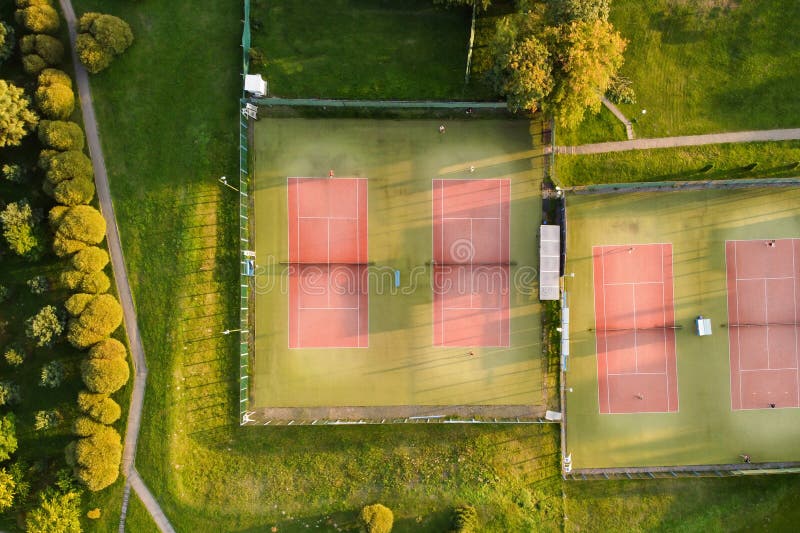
[252,116,542,410]
[123,491,159,533]
[555,141,800,186]
[251,0,492,100]
[608,0,800,138]
[67,0,800,530]
[566,189,800,468]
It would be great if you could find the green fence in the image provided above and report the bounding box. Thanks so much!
[238,0,252,424]
[563,176,800,195]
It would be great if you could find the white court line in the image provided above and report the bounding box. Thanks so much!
[735,242,744,408]
[765,278,770,369]
[298,307,361,311]
[603,281,664,286]
[740,367,799,372]
[442,216,501,221]
[794,239,799,406]
[737,276,794,281]
[298,216,358,220]
[661,244,669,410]
[444,307,502,311]
[607,372,668,376]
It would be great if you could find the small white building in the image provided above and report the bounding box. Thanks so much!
[244,74,268,97]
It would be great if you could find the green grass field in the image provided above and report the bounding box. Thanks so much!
[610,0,800,138]
[250,0,491,100]
[566,188,800,468]
[252,116,542,410]
[555,141,800,186]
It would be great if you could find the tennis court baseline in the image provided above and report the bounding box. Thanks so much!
[592,244,679,414]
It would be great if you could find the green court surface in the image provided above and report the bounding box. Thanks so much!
[251,117,543,410]
[565,188,800,469]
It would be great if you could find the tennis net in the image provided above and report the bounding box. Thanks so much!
[590,325,683,333]
[724,322,800,328]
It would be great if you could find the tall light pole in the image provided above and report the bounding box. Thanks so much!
[218,176,240,192]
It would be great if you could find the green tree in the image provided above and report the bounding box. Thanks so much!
[71,246,109,273]
[0,383,21,407]
[76,13,133,74]
[80,338,129,392]
[40,360,65,388]
[26,305,64,347]
[34,409,63,430]
[20,34,64,65]
[2,163,27,184]
[494,35,553,113]
[0,80,39,147]
[15,4,61,34]
[35,84,75,120]
[60,269,109,293]
[0,199,44,260]
[451,504,479,532]
[359,504,394,533]
[38,68,72,89]
[42,149,92,182]
[53,178,96,207]
[77,391,121,424]
[549,0,610,23]
[50,205,106,257]
[4,346,26,367]
[0,414,17,462]
[0,22,15,66]
[22,53,47,75]
[67,294,123,349]
[0,468,16,512]
[66,425,121,491]
[64,293,94,316]
[25,489,82,533]
[72,416,104,437]
[38,121,84,151]
[544,19,626,127]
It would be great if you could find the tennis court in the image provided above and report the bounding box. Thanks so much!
[566,188,800,469]
[726,239,800,410]
[592,244,678,414]
[251,116,543,413]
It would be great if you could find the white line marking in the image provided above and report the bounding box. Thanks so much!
[736,276,794,281]
[740,367,799,372]
[607,372,668,376]
[765,278,770,369]
[298,216,358,220]
[794,239,799,406]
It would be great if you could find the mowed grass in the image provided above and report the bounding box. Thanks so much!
[69,0,800,530]
[555,140,800,186]
[609,0,800,138]
[123,492,160,533]
[251,0,492,100]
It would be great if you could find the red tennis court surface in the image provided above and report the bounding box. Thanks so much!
[726,239,800,410]
[432,179,510,347]
[287,178,368,348]
[593,244,678,414]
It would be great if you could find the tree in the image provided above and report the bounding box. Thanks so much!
[25,489,82,533]
[39,68,72,89]
[2,163,27,184]
[0,22,15,66]
[0,383,21,407]
[550,0,610,23]
[60,269,109,293]
[0,199,44,260]
[50,205,106,257]
[53,178,96,207]
[76,13,133,74]
[66,425,122,491]
[34,409,63,430]
[77,391,121,424]
[38,121,84,151]
[15,5,61,34]
[0,80,39,148]
[80,338,129,392]
[359,504,394,533]
[494,35,553,113]
[27,275,49,294]
[544,19,626,128]
[22,53,47,75]
[35,84,75,120]
[4,346,26,367]
[42,149,92,182]
[65,293,94,316]
[71,246,109,272]
[26,305,65,347]
[451,504,478,532]
[0,414,17,462]
[67,294,123,349]
[20,34,64,65]
[40,360,65,388]
[72,416,105,437]
[0,468,16,512]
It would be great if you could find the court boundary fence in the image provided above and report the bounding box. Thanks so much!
[566,462,800,480]
[560,176,800,194]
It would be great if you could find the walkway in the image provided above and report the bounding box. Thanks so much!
[601,97,635,140]
[58,1,174,532]
[556,127,800,155]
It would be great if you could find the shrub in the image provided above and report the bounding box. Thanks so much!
[0,199,44,260]
[606,75,636,105]
[451,504,478,532]
[2,164,27,184]
[42,149,92,183]
[39,360,64,388]
[72,246,109,272]
[3,346,25,367]
[25,489,82,533]
[53,178,95,206]
[38,68,71,89]
[27,275,49,294]
[50,205,106,257]
[0,468,15,512]
[16,5,61,34]
[25,305,64,347]
[76,13,133,73]
[80,340,129,393]
[68,294,123,349]
[66,425,122,491]
[0,383,20,407]
[64,293,93,316]
[72,416,104,437]
[61,269,109,293]
[87,508,101,519]
[77,391,121,424]
[19,34,63,65]
[22,53,47,75]
[15,0,54,7]
[88,337,126,360]
[34,409,62,430]
[35,81,75,120]
[0,22,15,66]
[359,504,394,533]
[38,120,83,151]
[0,80,39,148]
[0,414,17,462]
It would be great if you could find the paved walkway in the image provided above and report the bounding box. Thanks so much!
[58,1,174,532]
[601,97,635,140]
[556,128,800,155]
